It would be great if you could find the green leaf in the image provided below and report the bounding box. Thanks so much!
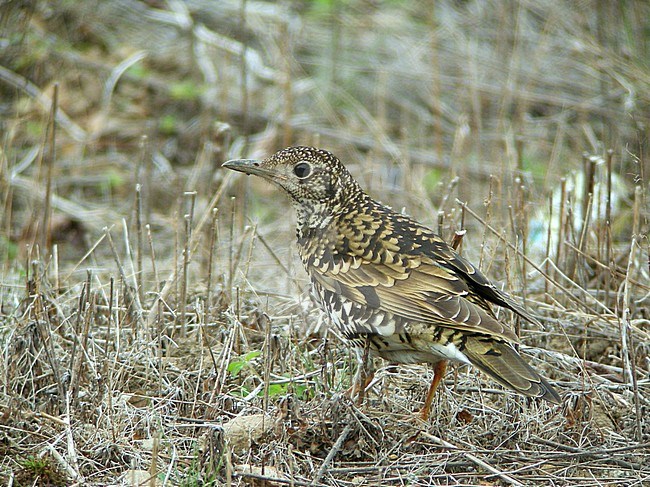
[227,350,261,377]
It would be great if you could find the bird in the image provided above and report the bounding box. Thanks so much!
[223,146,561,419]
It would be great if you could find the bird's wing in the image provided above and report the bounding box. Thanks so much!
[387,215,541,327]
[310,254,519,342]
[436,246,542,327]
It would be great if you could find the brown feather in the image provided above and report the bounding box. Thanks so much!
[462,337,561,403]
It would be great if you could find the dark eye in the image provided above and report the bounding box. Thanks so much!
[293,162,312,179]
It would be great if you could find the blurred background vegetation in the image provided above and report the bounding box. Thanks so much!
[1,1,649,485]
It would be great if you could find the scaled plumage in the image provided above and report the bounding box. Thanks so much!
[223,146,561,411]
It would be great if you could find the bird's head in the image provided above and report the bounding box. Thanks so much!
[223,146,363,227]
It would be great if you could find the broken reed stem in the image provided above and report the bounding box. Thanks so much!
[186,191,197,237]
[605,149,613,308]
[70,271,93,403]
[242,222,257,281]
[206,208,219,323]
[622,186,643,441]
[555,177,566,275]
[544,192,552,300]
[451,203,466,253]
[582,154,596,228]
[40,83,57,254]
[621,233,641,440]
[149,432,160,487]
[180,214,191,337]
[518,181,528,302]
[146,224,159,293]
[576,192,594,287]
[53,243,59,292]
[262,313,272,413]
[565,197,578,282]
[68,274,85,396]
[135,184,144,304]
[507,202,523,336]
[179,191,197,337]
[578,193,593,253]
[123,218,144,334]
[479,176,495,269]
[107,276,115,356]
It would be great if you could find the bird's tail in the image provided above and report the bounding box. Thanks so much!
[462,335,561,404]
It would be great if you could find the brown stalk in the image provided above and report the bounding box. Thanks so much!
[135,184,144,304]
[605,149,613,307]
[205,208,219,323]
[555,177,566,276]
[544,192,553,300]
[40,83,57,254]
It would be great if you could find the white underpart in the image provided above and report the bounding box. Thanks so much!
[429,341,471,364]
[374,315,395,336]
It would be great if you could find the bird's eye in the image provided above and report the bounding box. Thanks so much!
[293,162,312,179]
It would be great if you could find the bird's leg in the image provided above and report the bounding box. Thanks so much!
[350,337,373,405]
[419,360,448,421]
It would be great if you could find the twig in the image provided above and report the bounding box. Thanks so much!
[46,444,79,483]
[235,471,329,487]
[63,392,85,483]
[311,423,353,485]
[419,431,524,487]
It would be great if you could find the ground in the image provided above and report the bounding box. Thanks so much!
[1,1,649,485]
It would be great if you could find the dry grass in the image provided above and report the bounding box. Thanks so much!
[1,1,649,485]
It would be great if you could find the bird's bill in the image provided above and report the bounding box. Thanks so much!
[223,158,290,184]
[222,159,274,179]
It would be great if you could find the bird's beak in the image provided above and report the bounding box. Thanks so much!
[223,158,287,183]
[222,159,263,175]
